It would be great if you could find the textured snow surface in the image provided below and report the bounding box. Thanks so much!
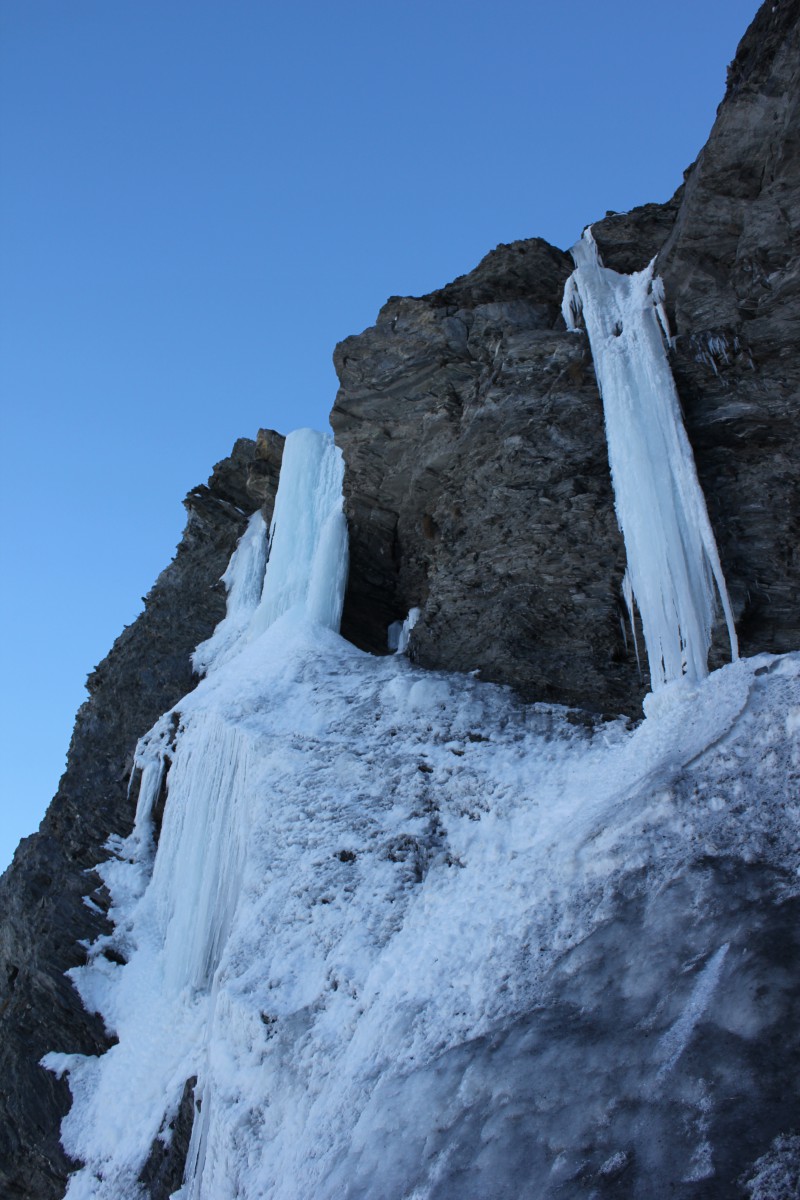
[563,230,737,690]
[44,617,800,1198]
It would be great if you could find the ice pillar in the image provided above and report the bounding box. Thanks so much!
[249,428,349,637]
[562,228,737,690]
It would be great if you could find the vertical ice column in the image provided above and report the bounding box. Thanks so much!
[249,428,349,637]
[562,228,737,690]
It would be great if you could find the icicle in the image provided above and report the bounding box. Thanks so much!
[249,429,349,637]
[563,229,738,691]
[149,712,253,992]
[122,713,182,855]
[621,569,642,678]
[561,272,583,332]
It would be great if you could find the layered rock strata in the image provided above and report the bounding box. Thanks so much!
[332,240,638,712]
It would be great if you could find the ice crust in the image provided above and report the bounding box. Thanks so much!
[562,229,738,690]
[43,423,800,1199]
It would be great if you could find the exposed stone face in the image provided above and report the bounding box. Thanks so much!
[0,439,270,1200]
[333,0,800,709]
[246,427,286,516]
[332,239,644,713]
[138,1077,198,1200]
[590,190,684,275]
[655,0,800,661]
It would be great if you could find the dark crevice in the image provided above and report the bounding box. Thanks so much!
[138,1076,198,1200]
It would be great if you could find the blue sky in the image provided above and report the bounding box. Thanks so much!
[0,0,759,870]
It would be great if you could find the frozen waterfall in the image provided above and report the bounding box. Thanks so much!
[191,510,269,676]
[250,427,349,637]
[192,428,348,673]
[562,228,737,690]
[41,427,350,1199]
[41,405,799,1200]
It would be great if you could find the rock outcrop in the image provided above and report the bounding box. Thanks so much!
[0,438,281,1199]
[333,0,800,713]
[657,0,800,659]
[332,239,638,712]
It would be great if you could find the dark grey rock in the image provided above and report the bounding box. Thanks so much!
[333,0,800,710]
[246,427,286,515]
[591,189,684,275]
[332,239,644,714]
[138,1077,198,1200]
[657,0,800,664]
[0,439,270,1199]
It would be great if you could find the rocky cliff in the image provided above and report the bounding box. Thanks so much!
[1,0,798,1195]
[333,0,799,714]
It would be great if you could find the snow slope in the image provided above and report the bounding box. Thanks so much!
[44,620,800,1197]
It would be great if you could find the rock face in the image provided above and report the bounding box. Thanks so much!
[657,0,800,660]
[0,438,280,1199]
[333,0,800,712]
[332,240,639,712]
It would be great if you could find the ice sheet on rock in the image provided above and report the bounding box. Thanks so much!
[249,428,348,637]
[43,708,256,1198]
[192,511,268,676]
[149,712,254,992]
[563,228,737,691]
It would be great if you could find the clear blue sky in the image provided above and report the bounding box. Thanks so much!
[0,0,759,870]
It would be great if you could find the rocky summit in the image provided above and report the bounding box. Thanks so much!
[1,2,799,1197]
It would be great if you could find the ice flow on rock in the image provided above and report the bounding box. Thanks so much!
[41,408,800,1200]
[250,427,349,638]
[192,429,348,676]
[562,228,738,691]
